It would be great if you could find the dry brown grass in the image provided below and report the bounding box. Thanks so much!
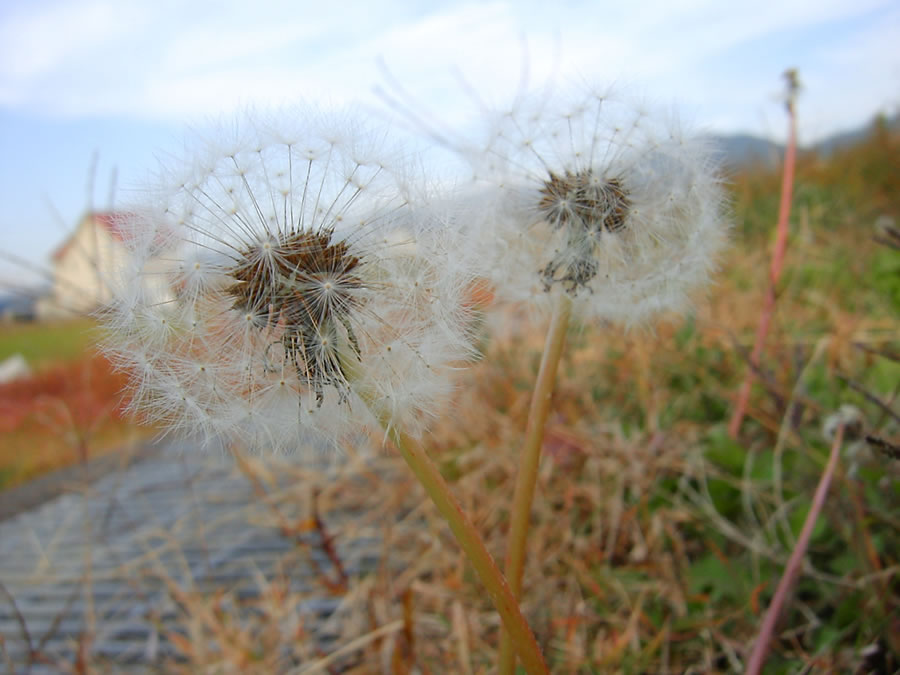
[138,223,895,671]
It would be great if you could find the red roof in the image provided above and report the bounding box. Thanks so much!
[50,211,135,263]
[92,212,133,241]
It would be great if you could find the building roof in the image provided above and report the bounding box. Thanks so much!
[50,211,134,263]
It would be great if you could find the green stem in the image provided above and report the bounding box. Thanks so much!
[498,295,572,675]
[385,425,548,674]
[351,365,548,673]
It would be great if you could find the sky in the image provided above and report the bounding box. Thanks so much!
[1,0,898,286]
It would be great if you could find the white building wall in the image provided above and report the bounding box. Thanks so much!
[43,214,174,318]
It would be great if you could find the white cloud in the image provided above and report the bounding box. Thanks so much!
[161,25,316,73]
[799,6,900,139]
[0,0,896,140]
[0,1,148,81]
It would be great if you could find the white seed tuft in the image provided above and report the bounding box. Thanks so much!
[103,109,476,453]
[459,85,730,325]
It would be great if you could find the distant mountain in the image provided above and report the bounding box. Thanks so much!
[710,111,899,169]
[711,134,783,169]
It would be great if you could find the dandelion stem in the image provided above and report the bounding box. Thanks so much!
[390,427,548,673]
[384,424,549,674]
[498,294,572,675]
[350,360,548,673]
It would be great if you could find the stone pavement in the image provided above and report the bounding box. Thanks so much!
[0,442,382,673]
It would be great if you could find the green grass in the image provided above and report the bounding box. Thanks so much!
[0,318,102,367]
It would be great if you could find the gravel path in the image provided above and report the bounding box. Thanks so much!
[0,442,381,673]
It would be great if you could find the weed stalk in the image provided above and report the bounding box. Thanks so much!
[746,421,844,674]
[730,69,800,438]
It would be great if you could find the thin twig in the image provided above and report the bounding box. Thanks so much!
[289,620,404,675]
[873,224,900,250]
[853,341,900,363]
[745,422,844,674]
[866,435,900,460]
[728,330,786,410]
[311,488,349,593]
[836,374,900,425]
[0,579,33,670]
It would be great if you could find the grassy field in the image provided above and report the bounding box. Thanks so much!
[0,123,897,672]
[0,317,101,367]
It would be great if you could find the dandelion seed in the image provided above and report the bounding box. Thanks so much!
[103,110,475,453]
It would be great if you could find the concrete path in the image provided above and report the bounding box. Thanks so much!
[0,442,381,673]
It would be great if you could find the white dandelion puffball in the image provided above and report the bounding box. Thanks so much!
[104,111,475,453]
[465,85,729,324]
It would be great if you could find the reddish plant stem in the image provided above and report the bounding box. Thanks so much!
[745,423,844,674]
[311,489,349,593]
[729,79,798,439]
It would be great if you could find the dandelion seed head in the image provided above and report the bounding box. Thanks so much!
[104,109,475,453]
[464,85,729,324]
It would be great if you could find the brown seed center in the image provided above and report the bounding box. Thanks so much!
[537,170,631,294]
[538,170,630,233]
[226,228,363,403]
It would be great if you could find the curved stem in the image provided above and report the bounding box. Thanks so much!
[344,338,549,672]
[498,295,572,675]
[385,425,548,674]
[347,351,547,673]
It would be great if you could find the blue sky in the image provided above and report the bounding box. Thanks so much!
[1,0,898,285]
